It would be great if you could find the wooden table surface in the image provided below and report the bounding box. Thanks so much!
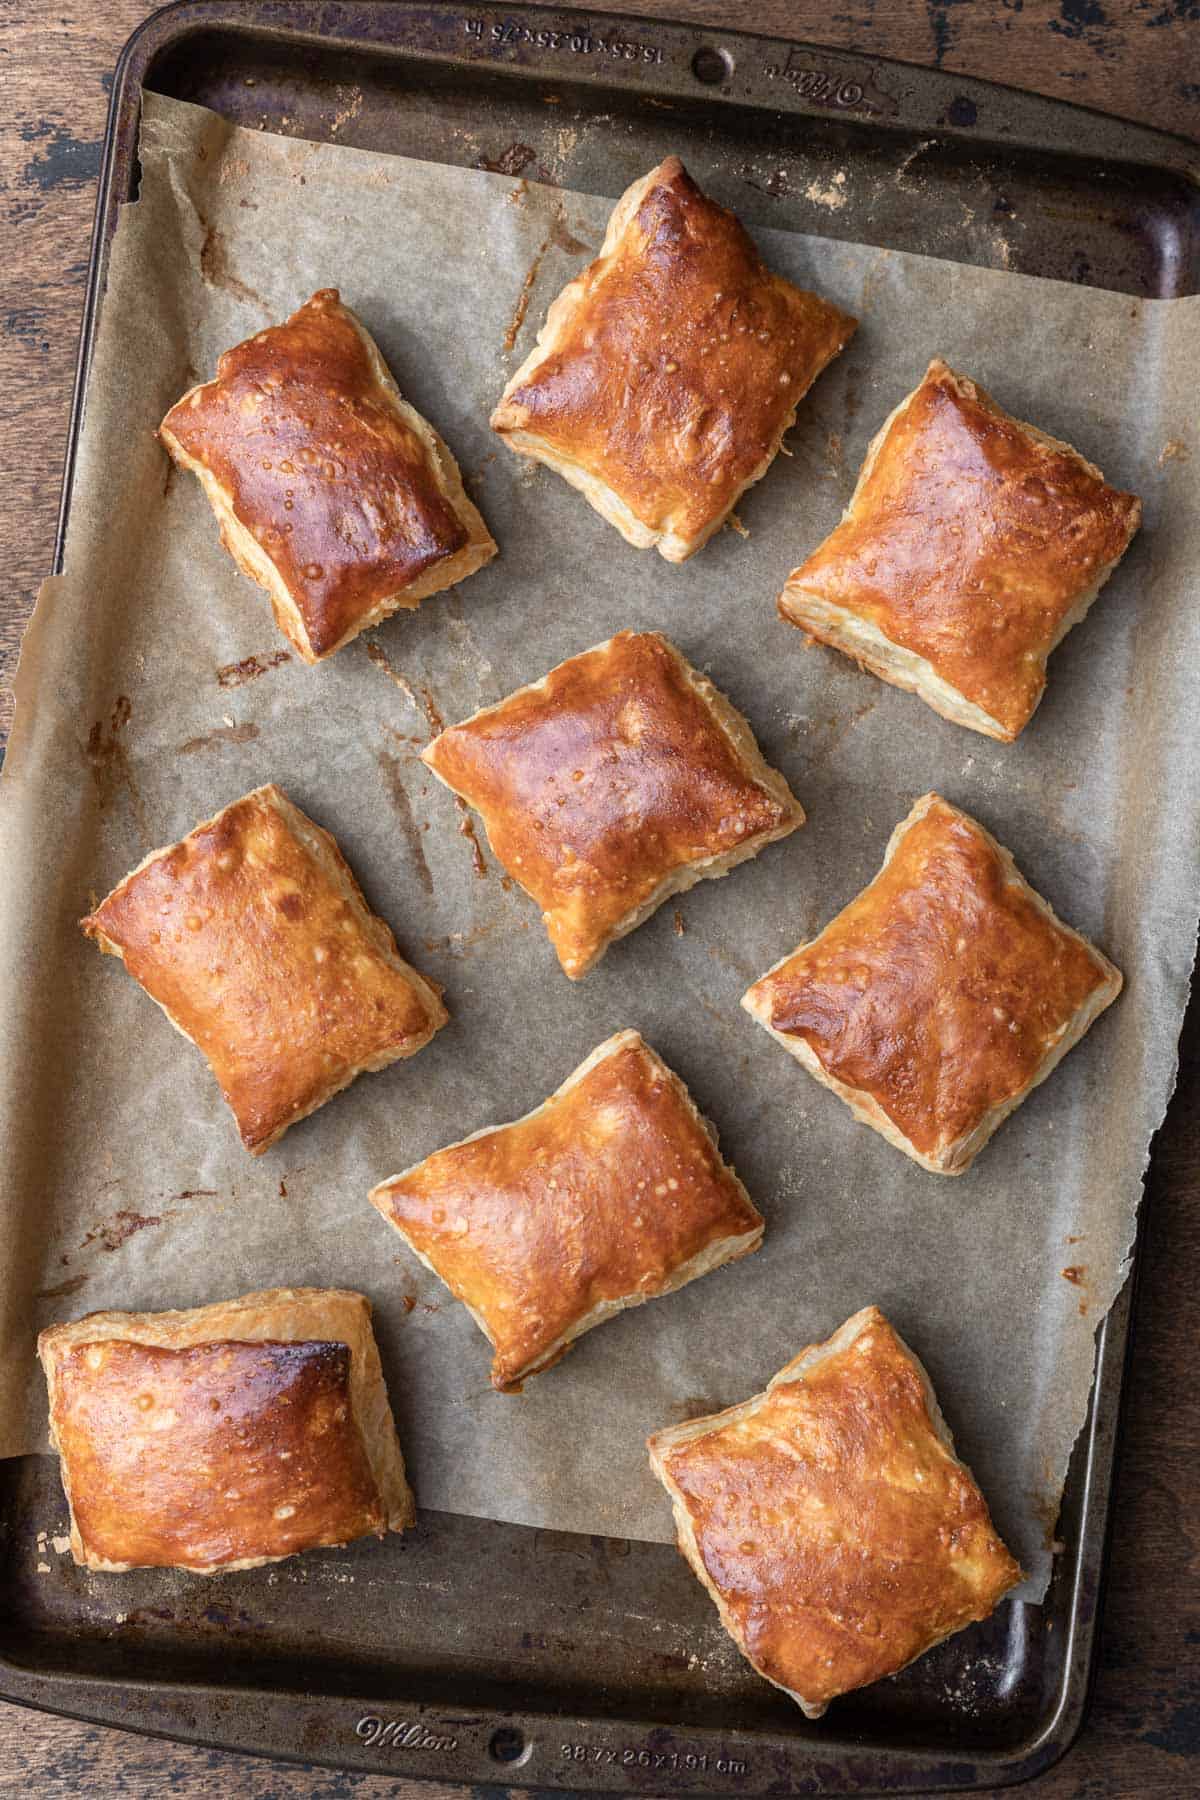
[1,1,1197,1795]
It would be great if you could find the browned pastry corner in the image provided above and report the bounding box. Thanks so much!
[81,783,447,1153]
[648,1305,1022,1716]
[421,629,804,978]
[160,288,496,660]
[778,358,1140,740]
[369,1029,764,1389]
[38,1287,413,1573]
[742,792,1122,1173]
[492,157,856,560]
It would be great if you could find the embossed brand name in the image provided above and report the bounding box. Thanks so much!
[763,61,868,108]
[356,1716,458,1751]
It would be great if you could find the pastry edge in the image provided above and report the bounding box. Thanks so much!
[492,1220,762,1390]
[780,549,1137,744]
[778,586,1013,741]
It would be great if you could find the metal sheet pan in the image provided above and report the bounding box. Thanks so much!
[2,3,1195,1791]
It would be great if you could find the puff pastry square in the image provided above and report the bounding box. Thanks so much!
[421,630,804,978]
[491,157,856,561]
[160,288,496,661]
[742,793,1121,1174]
[778,359,1141,740]
[648,1306,1022,1718]
[369,1029,763,1389]
[82,783,447,1153]
[38,1287,414,1573]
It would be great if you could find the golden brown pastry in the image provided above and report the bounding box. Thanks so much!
[648,1305,1022,1718]
[38,1287,413,1574]
[81,783,446,1154]
[421,630,804,978]
[160,289,496,661]
[491,157,856,560]
[369,1030,763,1390]
[742,793,1121,1174]
[778,359,1141,740]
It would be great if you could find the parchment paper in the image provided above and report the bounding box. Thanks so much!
[2,93,1197,1602]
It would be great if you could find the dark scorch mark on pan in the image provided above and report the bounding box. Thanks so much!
[477,142,537,177]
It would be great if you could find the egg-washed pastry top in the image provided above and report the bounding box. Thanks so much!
[38,1287,413,1573]
[779,359,1140,739]
[370,1030,763,1389]
[160,288,496,660]
[492,157,856,560]
[648,1305,1022,1716]
[421,630,804,977]
[81,784,446,1153]
[742,793,1122,1173]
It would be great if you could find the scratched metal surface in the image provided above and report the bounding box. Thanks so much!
[134,9,1199,296]
[0,5,1195,1796]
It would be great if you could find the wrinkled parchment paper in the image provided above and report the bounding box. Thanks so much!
[2,93,1197,1602]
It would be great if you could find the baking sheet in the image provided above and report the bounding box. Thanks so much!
[1,92,1197,1603]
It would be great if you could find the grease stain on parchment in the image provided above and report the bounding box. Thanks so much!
[199,223,271,316]
[375,749,434,896]
[788,698,878,770]
[362,638,422,713]
[78,1209,167,1255]
[548,211,592,256]
[424,916,528,958]
[84,696,150,847]
[36,1273,90,1301]
[504,241,549,351]
[217,649,291,688]
[362,644,485,878]
[457,809,488,879]
[503,203,567,353]
[177,721,260,754]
